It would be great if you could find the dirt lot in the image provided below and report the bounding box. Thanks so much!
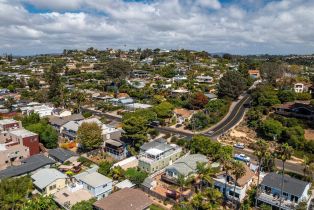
[304,129,314,141]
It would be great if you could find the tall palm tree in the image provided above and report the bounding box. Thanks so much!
[231,161,246,209]
[217,146,233,199]
[177,174,193,202]
[302,155,310,178]
[276,143,293,210]
[196,162,214,191]
[254,139,269,207]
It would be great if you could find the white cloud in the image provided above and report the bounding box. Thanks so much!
[0,0,314,54]
[197,0,222,9]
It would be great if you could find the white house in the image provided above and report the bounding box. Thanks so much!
[213,164,254,202]
[195,75,213,83]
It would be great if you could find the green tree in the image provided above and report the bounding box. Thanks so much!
[4,97,16,112]
[26,123,58,149]
[23,195,58,210]
[77,122,102,150]
[70,90,86,113]
[105,59,131,80]
[277,90,296,103]
[260,119,284,140]
[19,112,41,127]
[71,198,97,210]
[45,64,62,104]
[28,77,40,90]
[98,161,113,176]
[0,176,33,210]
[196,162,214,191]
[122,110,157,149]
[153,101,174,119]
[260,62,285,84]
[296,92,312,100]
[7,84,15,92]
[217,70,247,100]
[189,112,210,130]
[275,143,293,210]
[125,168,148,186]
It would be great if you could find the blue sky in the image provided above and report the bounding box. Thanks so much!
[0,0,314,55]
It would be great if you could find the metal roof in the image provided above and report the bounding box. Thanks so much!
[0,154,56,179]
[32,168,67,190]
[261,172,310,197]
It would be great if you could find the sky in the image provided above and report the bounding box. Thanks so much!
[0,0,314,55]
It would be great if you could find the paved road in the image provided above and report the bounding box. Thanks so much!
[82,102,305,175]
[203,94,251,139]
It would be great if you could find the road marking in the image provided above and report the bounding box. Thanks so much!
[210,95,250,136]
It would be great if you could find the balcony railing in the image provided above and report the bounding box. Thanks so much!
[257,192,297,210]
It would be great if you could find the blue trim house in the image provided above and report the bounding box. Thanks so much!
[257,173,311,210]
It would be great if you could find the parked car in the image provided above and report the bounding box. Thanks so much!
[234,143,245,149]
[234,153,250,163]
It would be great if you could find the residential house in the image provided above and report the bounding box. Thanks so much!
[48,148,78,163]
[0,141,29,170]
[74,168,113,200]
[163,154,208,183]
[31,168,68,195]
[274,102,314,120]
[171,88,189,97]
[52,108,72,117]
[213,164,254,202]
[21,104,54,117]
[61,118,101,140]
[0,119,21,131]
[48,114,84,132]
[257,172,311,210]
[4,128,40,155]
[248,70,260,79]
[104,139,127,160]
[138,138,182,174]
[93,188,152,210]
[173,108,193,124]
[195,75,213,83]
[130,70,151,79]
[204,93,217,101]
[0,154,56,179]
[172,75,187,82]
[124,103,152,111]
[293,83,312,93]
[53,183,93,210]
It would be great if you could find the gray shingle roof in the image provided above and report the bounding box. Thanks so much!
[166,154,208,176]
[261,172,310,197]
[32,168,67,190]
[48,114,84,126]
[48,148,77,162]
[0,154,56,179]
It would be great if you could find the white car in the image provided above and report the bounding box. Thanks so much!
[233,143,245,149]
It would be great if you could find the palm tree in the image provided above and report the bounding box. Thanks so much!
[302,155,310,178]
[217,146,233,198]
[254,139,269,207]
[276,143,293,210]
[177,174,192,202]
[231,161,246,209]
[196,162,214,191]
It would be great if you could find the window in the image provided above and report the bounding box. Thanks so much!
[49,184,56,190]
[103,184,107,188]
[283,192,288,197]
